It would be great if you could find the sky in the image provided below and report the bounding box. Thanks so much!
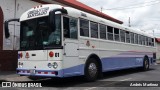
[78,0,160,37]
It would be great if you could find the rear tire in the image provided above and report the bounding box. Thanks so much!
[84,58,99,81]
[143,57,149,71]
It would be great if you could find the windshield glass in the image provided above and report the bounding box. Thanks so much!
[20,15,61,50]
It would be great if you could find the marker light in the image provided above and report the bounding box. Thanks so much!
[49,51,54,57]
[25,52,29,58]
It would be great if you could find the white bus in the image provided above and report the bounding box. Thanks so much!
[5,4,156,81]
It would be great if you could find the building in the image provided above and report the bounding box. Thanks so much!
[0,0,122,71]
[156,38,160,60]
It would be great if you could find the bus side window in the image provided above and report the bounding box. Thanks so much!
[114,28,119,41]
[100,24,106,39]
[130,32,134,44]
[126,31,130,43]
[63,17,78,39]
[139,35,142,45]
[107,26,113,40]
[80,18,89,37]
[90,21,98,38]
[135,34,138,44]
[120,30,125,42]
[151,38,154,46]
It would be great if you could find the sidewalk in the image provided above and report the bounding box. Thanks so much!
[0,71,31,82]
[0,71,18,81]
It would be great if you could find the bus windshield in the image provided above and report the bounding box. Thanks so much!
[20,15,61,50]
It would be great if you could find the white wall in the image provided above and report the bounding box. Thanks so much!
[1,0,41,50]
[1,0,16,50]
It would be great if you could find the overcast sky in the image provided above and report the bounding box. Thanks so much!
[78,0,160,37]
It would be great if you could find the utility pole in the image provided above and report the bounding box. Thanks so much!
[101,6,103,12]
[129,17,131,27]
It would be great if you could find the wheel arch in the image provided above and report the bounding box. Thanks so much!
[144,55,149,62]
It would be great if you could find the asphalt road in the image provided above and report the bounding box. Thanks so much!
[1,64,160,90]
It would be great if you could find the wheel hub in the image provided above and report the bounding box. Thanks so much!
[88,63,97,76]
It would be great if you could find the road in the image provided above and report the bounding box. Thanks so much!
[1,64,160,90]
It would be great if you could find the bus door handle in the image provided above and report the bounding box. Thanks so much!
[64,43,66,55]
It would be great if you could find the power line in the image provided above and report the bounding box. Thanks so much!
[102,0,160,10]
[106,0,158,10]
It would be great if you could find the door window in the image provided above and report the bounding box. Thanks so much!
[63,17,78,39]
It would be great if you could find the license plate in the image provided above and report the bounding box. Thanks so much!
[30,69,35,74]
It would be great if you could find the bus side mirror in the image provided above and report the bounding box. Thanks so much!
[4,19,19,38]
[49,8,67,31]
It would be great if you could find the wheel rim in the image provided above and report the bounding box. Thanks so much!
[145,60,149,69]
[88,63,97,77]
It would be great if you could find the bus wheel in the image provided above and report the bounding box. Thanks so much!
[143,57,149,71]
[84,58,99,81]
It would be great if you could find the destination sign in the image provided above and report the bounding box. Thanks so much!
[27,7,49,18]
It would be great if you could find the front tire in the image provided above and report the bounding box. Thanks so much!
[84,58,99,81]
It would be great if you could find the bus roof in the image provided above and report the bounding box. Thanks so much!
[20,4,154,38]
[31,0,123,24]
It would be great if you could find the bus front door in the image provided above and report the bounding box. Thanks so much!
[62,16,80,76]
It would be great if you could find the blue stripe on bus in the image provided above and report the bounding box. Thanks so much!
[63,64,84,77]
[62,56,154,77]
[101,57,143,72]
[17,54,154,78]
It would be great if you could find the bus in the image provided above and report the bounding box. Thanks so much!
[4,4,156,81]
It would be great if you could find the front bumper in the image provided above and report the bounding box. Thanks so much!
[17,68,63,77]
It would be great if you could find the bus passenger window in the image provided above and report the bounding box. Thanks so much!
[114,28,119,41]
[146,37,149,46]
[135,34,138,44]
[142,36,145,45]
[107,26,113,40]
[130,33,134,44]
[80,19,89,37]
[139,35,142,45]
[151,38,154,46]
[90,21,98,38]
[149,38,152,46]
[145,37,148,46]
[120,30,125,42]
[100,24,106,39]
[126,31,130,43]
[63,17,78,39]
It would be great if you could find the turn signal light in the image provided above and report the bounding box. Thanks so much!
[49,51,54,57]
[25,52,29,58]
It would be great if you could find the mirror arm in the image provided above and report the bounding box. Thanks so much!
[4,18,19,38]
[49,8,68,31]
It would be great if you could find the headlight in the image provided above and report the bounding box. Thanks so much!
[18,62,23,68]
[53,62,58,69]
[47,62,58,69]
[48,63,52,68]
